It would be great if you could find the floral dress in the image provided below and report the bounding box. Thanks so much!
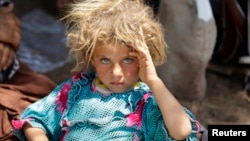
[12,71,201,141]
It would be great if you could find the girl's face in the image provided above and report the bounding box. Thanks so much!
[91,43,140,93]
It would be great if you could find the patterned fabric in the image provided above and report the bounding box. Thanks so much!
[12,71,201,141]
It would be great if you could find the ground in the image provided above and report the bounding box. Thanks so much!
[180,70,250,127]
[15,0,250,130]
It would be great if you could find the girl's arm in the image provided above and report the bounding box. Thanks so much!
[129,44,192,140]
[146,77,192,140]
[23,123,49,141]
[12,82,69,140]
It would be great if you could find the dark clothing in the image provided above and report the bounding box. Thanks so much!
[0,60,56,141]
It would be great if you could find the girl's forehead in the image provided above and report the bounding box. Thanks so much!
[93,42,133,54]
[95,41,129,49]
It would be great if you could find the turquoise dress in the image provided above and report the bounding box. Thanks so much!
[12,72,201,141]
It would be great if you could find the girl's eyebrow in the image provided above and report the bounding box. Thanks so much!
[124,44,135,52]
[121,41,133,48]
[96,55,108,58]
[125,44,133,48]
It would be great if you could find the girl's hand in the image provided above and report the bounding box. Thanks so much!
[130,41,192,140]
[128,41,159,86]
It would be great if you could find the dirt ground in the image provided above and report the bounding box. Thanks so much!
[15,0,250,130]
[180,70,250,127]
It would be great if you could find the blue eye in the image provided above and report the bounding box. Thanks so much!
[123,58,134,64]
[100,58,110,64]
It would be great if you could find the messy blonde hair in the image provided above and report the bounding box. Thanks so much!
[62,0,167,72]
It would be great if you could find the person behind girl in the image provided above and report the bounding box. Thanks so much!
[0,3,56,141]
[11,0,202,140]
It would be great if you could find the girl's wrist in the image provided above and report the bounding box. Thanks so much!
[146,77,163,89]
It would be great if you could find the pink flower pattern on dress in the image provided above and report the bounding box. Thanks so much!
[11,118,31,130]
[126,93,150,129]
[60,119,70,141]
[72,72,82,83]
[133,132,140,141]
[55,83,71,113]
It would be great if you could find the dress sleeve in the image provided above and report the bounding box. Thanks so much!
[141,95,201,141]
[11,82,68,141]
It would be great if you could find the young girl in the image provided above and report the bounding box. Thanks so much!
[11,0,202,140]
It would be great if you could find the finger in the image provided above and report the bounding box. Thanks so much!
[7,13,21,31]
[129,51,140,59]
[14,30,21,50]
[8,15,21,49]
[129,47,148,62]
[0,43,4,68]
[4,51,14,70]
[0,27,20,51]
[8,28,21,50]
[129,51,145,67]
[0,44,9,68]
[0,44,14,69]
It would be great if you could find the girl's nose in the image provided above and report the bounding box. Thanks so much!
[111,63,122,76]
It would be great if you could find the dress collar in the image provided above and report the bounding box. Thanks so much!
[91,78,141,96]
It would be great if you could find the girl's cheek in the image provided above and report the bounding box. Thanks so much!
[130,65,140,73]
